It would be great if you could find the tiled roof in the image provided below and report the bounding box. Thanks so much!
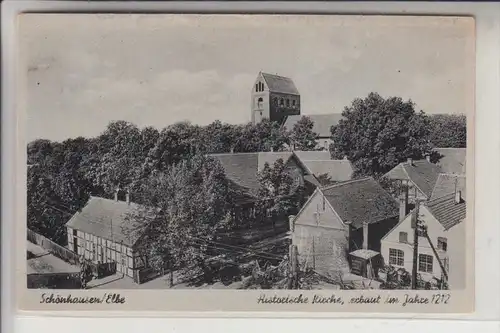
[321,178,399,229]
[301,160,354,182]
[210,153,261,195]
[65,197,153,247]
[210,152,297,196]
[282,114,344,138]
[293,150,332,161]
[261,73,299,95]
[257,152,293,171]
[384,159,443,199]
[434,148,466,174]
[430,174,466,201]
[425,192,466,230]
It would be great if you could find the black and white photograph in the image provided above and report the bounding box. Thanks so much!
[20,14,473,302]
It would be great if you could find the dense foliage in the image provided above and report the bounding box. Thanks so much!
[256,159,305,229]
[330,92,434,177]
[288,116,319,151]
[428,114,466,148]
[27,96,463,247]
[123,154,236,276]
[27,119,305,245]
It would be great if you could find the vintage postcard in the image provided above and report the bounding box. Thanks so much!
[16,14,475,314]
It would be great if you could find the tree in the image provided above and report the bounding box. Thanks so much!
[288,116,319,151]
[123,155,236,284]
[235,119,288,152]
[428,114,466,148]
[256,159,304,229]
[330,92,433,177]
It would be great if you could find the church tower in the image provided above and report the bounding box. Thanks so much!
[251,72,301,125]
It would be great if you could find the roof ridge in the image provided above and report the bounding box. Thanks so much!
[321,177,372,190]
[261,72,291,79]
[425,192,457,206]
[209,152,259,156]
[438,172,466,177]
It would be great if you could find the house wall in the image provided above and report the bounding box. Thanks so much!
[66,227,136,279]
[445,221,466,289]
[292,190,350,277]
[380,206,450,283]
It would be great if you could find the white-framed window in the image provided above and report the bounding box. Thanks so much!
[437,237,447,251]
[418,254,433,273]
[389,248,404,266]
[399,232,408,243]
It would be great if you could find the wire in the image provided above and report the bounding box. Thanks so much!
[189,240,281,262]
[189,235,284,260]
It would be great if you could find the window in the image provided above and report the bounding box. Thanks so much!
[273,97,278,106]
[257,97,263,109]
[256,84,259,92]
[286,99,290,107]
[389,248,404,266]
[292,100,296,108]
[399,232,408,243]
[437,237,448,251]
[280,98,284,106]
[418,254,433,273]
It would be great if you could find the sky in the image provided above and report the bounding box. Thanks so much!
[20,14,474,142]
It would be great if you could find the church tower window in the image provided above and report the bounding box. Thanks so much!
[257,97,263,109]
[256,84,259,92]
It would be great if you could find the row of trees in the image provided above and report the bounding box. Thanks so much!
[27,92,465,247]
[27,118,310,245]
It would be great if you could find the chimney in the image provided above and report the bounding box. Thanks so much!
[343,155,348,160]
[288,215,296,232]
[399,194,407,221]
[407,158,413,165]
[270,147,274,152]
[114,188,120,201]
[426,155,431,162]
[455,190,462,204]
[230,147,234,153]
[126,190,130,205]
[362,222,369,250]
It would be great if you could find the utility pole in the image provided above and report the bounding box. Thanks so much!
[424,231,449,287]
[288,244,298,289]
[312,236,316,270]
[411,200,420,290]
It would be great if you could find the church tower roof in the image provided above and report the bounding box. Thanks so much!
[260,72,300,95]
